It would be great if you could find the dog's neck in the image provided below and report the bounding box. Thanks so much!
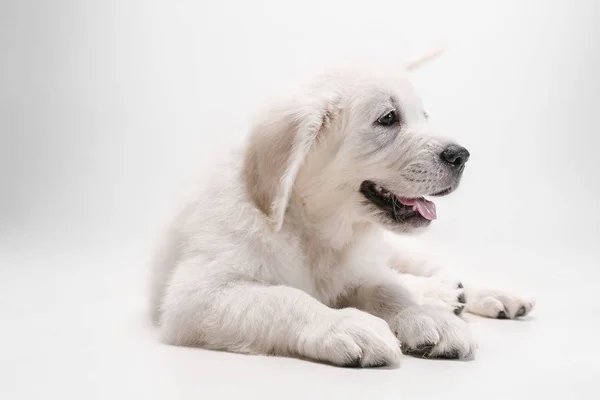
[286,187,371,252]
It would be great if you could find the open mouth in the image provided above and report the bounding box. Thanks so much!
[359,180,453,226]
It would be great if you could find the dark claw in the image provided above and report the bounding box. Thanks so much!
[366,360,388,368]
[457,293,466,304]
[342,357,362,368]
[402,343,435,358]
[457,282,464,289]
[516,306,527,317]
[497,309,509,319]
[436,349,460,359]
[453,305,465,315]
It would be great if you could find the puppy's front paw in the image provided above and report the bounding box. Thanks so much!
[306,308,402,368]
[465,289,535,319]
[420,278,467,316]
[391,305,477,359]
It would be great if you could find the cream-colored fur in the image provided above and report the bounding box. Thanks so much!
[149,54,534,367]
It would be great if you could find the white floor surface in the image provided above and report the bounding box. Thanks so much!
[2,228,599,399]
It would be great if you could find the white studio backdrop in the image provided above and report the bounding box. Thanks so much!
[1,1,600,398]
[2,0,599,249]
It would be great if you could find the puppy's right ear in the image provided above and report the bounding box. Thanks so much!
[244,93,336,232]
[405,44,447,72]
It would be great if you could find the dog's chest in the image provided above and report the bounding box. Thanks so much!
[261,236,347,304]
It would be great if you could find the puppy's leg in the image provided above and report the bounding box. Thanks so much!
[396,273,535,319]
[388,239,440,277]
[398,274,467,316]
[384,236,533,319]
[377,221,535,318]
[385,236,467,315]
[463,285,535,319]
[391,263,534,319]
[338,270,477,359]
[160,258,402,367]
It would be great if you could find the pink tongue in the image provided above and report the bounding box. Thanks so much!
[398,197,437,220]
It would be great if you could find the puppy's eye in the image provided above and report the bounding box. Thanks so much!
[377,110,398,126]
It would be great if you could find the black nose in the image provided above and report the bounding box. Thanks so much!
[441,145,470,168]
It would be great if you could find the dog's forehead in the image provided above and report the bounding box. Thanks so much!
[374,71,421,103]
[346,72,424,115]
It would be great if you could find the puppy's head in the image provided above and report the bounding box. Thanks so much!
[245,54,469,234]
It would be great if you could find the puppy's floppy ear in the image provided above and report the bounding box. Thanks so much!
[244,92,337,232]
[405,44,447,72]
